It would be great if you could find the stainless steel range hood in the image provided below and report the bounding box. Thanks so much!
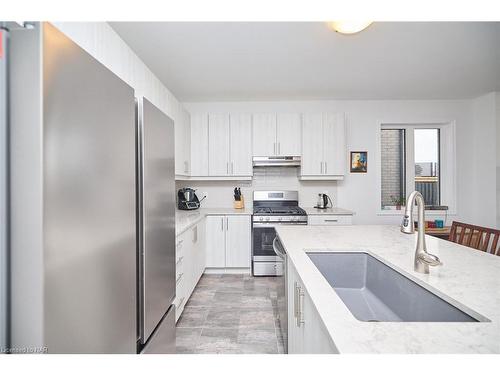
[253,156,301,167]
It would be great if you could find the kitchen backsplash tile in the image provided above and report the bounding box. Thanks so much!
[176,167,338,208]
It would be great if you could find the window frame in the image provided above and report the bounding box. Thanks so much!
[376,121,457,216]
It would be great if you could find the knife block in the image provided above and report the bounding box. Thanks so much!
[233,195,245,209]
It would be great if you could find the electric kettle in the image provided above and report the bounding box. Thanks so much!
[314,193,332,209]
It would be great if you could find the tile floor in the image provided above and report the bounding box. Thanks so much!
[176,274,286,354]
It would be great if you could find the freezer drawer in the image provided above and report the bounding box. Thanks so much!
[141,305,176,354]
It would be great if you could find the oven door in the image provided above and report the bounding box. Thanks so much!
[252,224,280,261]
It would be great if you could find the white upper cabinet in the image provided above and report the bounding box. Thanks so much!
[301,113,323,175]
[301,113,346,180]
[277,113,302,156]
[253,113,301,157]
[229,114,253,176]
[190,113,209,176]
[323,113,346,176]
[208,113,230,176]
[252,113,277,156]
[175,106,191,176]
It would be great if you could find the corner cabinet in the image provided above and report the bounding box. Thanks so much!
[300,113,346,180]
[252,113,301,156]
[205,215,251,270]
[288,260,337,354]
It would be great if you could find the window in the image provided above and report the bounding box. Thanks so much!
[381,129,406,208]
[414,129,440,206]
[381,125,442,210]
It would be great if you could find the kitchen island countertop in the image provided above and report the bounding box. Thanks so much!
[275,225,500,353]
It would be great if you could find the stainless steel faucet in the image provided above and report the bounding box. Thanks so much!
[401,191,443,274]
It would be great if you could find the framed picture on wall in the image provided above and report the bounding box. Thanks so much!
[350,151,367,173]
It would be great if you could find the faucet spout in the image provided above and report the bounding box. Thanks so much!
[400,191,443,274]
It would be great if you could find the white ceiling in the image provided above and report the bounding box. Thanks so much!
[110,22,500,101]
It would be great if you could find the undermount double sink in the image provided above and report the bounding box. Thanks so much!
[307,252,483,323]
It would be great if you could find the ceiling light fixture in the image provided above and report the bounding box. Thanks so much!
[328,21,373,35]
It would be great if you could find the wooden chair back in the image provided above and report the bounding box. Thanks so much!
[449,221,499,256]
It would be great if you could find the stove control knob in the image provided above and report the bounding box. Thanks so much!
[278,217,282,222]
[259,217,264,222]
[265,217,270,222]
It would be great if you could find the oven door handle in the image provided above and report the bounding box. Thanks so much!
[252,222,307,227]
[272,237,286,259]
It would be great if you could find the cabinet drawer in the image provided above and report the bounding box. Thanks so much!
[308,215,352,226]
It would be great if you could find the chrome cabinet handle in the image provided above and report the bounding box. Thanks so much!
[324,219,338,223]
[221,217,224,231]
[274,142,276,155]
[231,161,234,175]
[226,217,229,231]
[325,162,327,174]
[298,286,305,326]
[176,273,184,284]
[320,161,323,174]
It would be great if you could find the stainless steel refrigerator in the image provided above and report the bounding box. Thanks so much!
[5,22,176,353]
[136,97,176,354]
[0,25,8,352]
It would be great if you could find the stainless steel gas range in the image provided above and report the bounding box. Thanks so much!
[252,191,307,276]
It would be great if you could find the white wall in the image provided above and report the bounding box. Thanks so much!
[471,93,498,228]
[184,99,496,227]
[52,22,184,123]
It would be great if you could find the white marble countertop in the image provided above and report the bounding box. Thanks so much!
[275,225,500,353]
[176,207,252,236]
[303,207,354,215]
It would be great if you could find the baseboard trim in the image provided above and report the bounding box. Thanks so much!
[204,268,251,275]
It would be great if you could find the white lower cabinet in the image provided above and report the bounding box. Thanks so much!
[175,220,205,321]
[205,215,226,267]
[308,215,353,226]
[288,261,337,354]
[205,215,251,269]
